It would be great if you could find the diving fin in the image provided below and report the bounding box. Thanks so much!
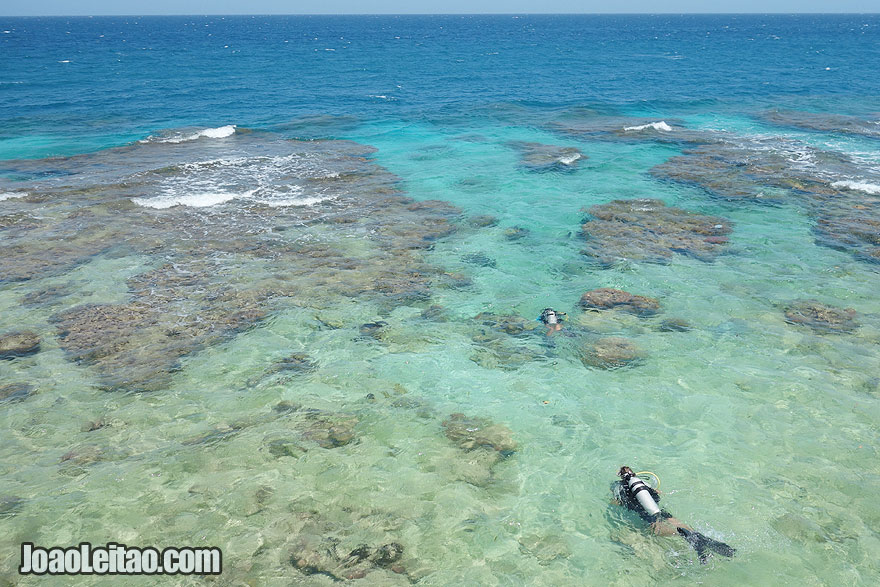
[677,527,735,563]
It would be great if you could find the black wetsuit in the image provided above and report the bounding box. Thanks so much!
[611,480,736,563]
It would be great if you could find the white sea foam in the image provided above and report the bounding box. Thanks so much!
[198,125,236,139]
[142,125,237,144]
[263,195,335,207]
[558,153,583,165]
[832,180,880,195]
[132,190,252,209]
[0,191,27,201]
[129,148,351,209]
[624,121,673,132]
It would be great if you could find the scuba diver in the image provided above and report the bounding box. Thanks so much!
[538,308,566,335]
[612,466,736,564]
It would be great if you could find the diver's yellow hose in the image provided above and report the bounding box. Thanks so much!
[635,471,660,491]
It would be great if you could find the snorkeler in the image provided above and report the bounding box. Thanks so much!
[612,466,736,564]
[538,308,566,335]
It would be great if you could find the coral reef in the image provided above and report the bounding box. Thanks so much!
[581,199,732,265]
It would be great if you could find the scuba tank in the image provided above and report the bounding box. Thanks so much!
[619,468,661,518]
[616,466,736,564]
[539,308,566,325]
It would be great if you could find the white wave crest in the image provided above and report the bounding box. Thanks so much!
[199,125,237,139]
[142,125,237,144]
[0,191,27,201]
[832,180,880,195]
[263,195,335,207]
[132,190,252,209]
[558,153,583,165]
[624,121,673,132]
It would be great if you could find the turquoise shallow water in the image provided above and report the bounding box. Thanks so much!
[2,14,880,586]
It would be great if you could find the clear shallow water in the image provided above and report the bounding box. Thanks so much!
[1,14,879,586]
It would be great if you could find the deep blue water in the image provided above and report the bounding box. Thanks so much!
[2,14,880,158]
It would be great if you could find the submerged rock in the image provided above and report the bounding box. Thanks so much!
[503,225,530,241]
[273,353,317,373]
[581,199,732,265]
[59,445,106,466]
[658,317,693,332]
[470,343,546,371]
[469,312,547,369]
[21,283,74,307]
[759,110,880,140]
[783,300,859,334]
[80,418,106,432]
[0,496,25,518]
[508,141,585,173]
[285,512,409,582]
[549,115,693,144]
[420,304,450,322]
[461,252,497,268]
[265,437,307,459]
[650,137,880,264]
[9,133,462,393]
[813,202,880,265]
[359,321,388,339]
[301,411,358,448]
[181,423,244,447]
[0,330,40,359]
[442,413,517,454]
[468,214,499,228]
[579,337,643,369]
[579,288,661,316]
[442,413,517,487]
[473,312,540,337]
[0,383,35,403]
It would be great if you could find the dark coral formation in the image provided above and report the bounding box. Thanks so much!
[503,225,530,240]
[579,288,661,316]
[441,413,517,487]
[0,134,462,392]
[581,199,732,265]
[0,496,25,518]
[783,300,859,334]
[508,141,585,173]
[0,383,35,403]
[813,200,880,265]
[650,141,847,203]
[287,515,408,582]
[300,410,358,449]
[549,111,880,265]
[20,283,74,307]
[548,114,712,146]
[272,353,317,374]
[442,413,517,455]
[0,330,41,359]
[659,318,693,332]
[473,312,540,337]
[759,110,880,140]
[468,214,499,228]
[469,312,547,370]
[651,139,880,263]
[579,337,643,369]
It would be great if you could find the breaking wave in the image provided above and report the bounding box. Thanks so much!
[832,180,880,195]
[141,125,237,144]
[624,121,673,132]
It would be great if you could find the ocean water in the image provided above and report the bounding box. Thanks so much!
[1,14,879,585]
